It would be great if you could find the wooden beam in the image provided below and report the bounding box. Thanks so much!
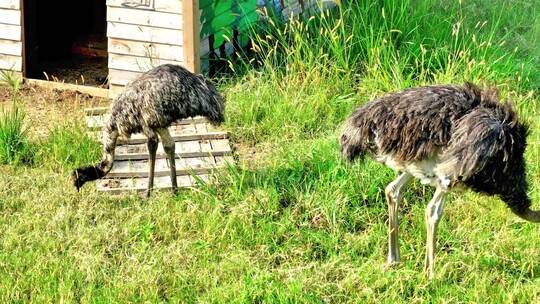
[113,139,232,160]
[183,0,200,73]
[85,113,208,129]
[24,78,110,98]
[97,175,198,194]
[106,158,218,178]
[0,0,20,10]
[20,0,26,78]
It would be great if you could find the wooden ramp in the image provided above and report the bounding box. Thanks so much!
[85,107,233,194]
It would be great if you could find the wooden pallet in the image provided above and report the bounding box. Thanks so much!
[85,107,233,194]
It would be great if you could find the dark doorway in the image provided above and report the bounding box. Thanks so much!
[23,0,108,87]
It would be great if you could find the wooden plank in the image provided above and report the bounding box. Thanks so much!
[86,114,208,129]
[0,8,21,25]
[84,107,110,115]
[90,124,222,142]
[97,174,210,193]
[108,38,184,61]
[109,84,124,99]
[123,131,228,144]
[0,39,21,56]
[207,139,232,153]
[106,0,183,14]
[182,0,200,73]
[113,139,232,160]
[108,69,142,86]
[108,52,184,73]
[214,155,234,167]
[0,0,19,10]
[107,156,219,177]
[97,175,195,193]
[0,23,20,41]
[92,129,229,144]
[107,6,182,29]
[24,79,110,98]
[107,22,183,45]
[20,0,25,77]
[0,54,21,71]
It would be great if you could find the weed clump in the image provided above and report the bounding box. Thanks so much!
[0,102,31,165]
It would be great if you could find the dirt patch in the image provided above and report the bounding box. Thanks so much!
[233,142,275,169]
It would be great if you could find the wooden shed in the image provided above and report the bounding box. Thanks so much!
[0,0,336,98]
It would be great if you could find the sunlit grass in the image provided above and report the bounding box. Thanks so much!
[0,0,539,302]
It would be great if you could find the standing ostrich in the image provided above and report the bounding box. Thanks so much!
[340,82,539,278]
[71,64,225,196]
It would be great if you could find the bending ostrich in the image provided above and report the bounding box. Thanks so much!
[72,64,225,196]
[340,82,538,278]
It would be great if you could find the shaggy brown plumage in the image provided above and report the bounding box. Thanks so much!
[72,64,225,196]
[340,82,538,278]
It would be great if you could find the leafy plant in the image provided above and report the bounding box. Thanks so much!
[0,102,31,164]
[0,70,21,94]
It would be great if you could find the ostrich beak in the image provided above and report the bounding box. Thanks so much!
[71,169,81,192]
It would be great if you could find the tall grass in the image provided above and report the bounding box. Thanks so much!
[0,102,31,165]
[0,70,21,95]
[0,73,31,164]
[225,0,538,144]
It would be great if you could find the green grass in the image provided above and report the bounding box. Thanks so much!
[1,0,540,302]
[35,122,101,172]
[0,101,31,165]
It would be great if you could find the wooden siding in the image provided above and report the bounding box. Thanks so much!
[0,1,22,74]
[107,68,146,86]
[108,38,184,61]
[0,0,20,10]
[0,40,21,56]
[0,54,22,70]
[107,6,182,29]
[108,53,183,73]
[107,22,183,45]
[106,0,185,97]
[0,7,20,24]
[107,0,183,14]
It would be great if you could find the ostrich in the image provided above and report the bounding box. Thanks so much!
[71,64,225,196]
[340,82,539,278]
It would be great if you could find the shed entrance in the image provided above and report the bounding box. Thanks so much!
[23,0,108,87]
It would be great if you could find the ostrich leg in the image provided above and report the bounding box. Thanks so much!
[424,187,447,279]
[158,128,178,193]
[146,135,159,197]
[385,172,413,266]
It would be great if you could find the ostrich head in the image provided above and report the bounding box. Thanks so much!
[464,119,538,222]
[196,75,225,126]
[71,162,108,191]
[445,94,539,222]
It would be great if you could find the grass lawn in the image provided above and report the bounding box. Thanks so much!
[1,0,540,302]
